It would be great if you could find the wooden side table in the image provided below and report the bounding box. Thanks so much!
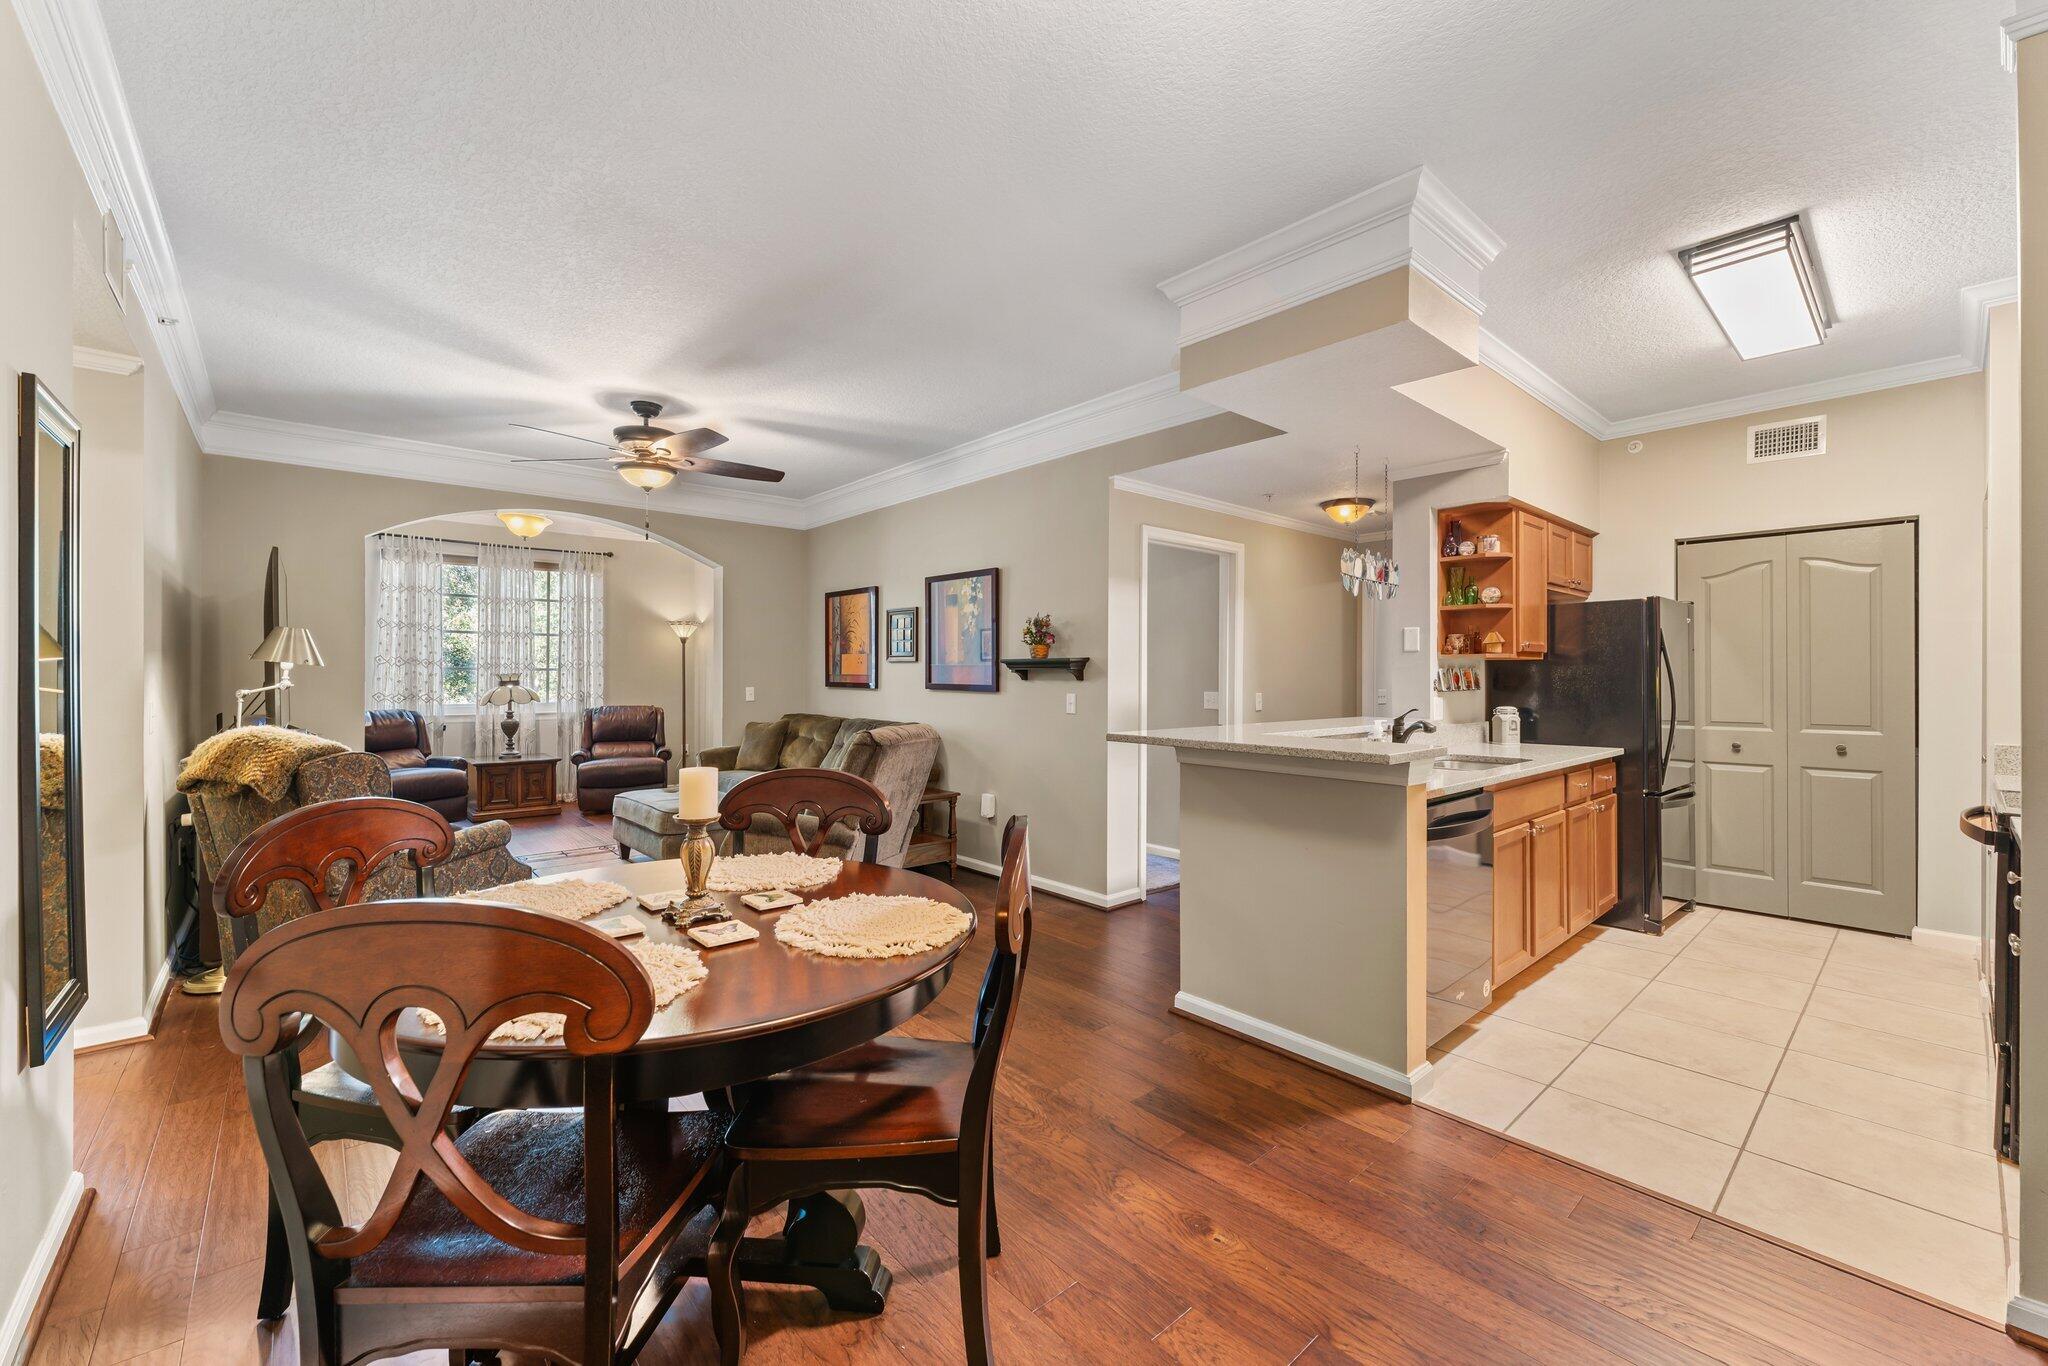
[904,787,959,879]
[469,755,562,821]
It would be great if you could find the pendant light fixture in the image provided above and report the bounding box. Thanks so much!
[496,510,553,539]
[1338,449,1399,601]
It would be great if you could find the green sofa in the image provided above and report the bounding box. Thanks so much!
[700,713,942,866]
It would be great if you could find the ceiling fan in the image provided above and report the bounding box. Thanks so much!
[509,399,785,492]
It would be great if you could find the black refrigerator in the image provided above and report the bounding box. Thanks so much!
[1488,597,1696,934]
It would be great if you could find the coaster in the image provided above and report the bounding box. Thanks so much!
[740,889,803,911]
[687,919,760,949]
[636,892,679,912]
[589,915,645,939]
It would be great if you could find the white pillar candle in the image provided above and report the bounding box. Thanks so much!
[676,765,719,822]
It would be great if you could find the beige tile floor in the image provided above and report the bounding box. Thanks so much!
[1421,902,2017,1322]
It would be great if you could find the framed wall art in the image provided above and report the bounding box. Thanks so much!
[925,567,999,692]
[824,585,879,688]
[886,606,919,662]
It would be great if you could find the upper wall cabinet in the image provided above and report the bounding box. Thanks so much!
[1436,500,1596,660]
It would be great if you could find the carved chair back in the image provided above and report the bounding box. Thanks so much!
[212,796,456,955]
[718,767,892,857]
[967,816,1032,1117]
[218,899,653,1287]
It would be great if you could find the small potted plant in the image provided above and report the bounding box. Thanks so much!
[1022,613,1055,660]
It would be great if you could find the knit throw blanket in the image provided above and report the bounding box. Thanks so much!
[177,726,347,802]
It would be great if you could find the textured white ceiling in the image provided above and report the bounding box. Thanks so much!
[96,0,2016,503]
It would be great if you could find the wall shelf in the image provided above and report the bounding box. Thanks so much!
[1002,655,1089,680]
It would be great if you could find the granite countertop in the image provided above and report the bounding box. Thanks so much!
[1106,717,1448,766]
[1424,742,1626,798]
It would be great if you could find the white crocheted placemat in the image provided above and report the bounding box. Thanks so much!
[457,878,631,921]
[774,894,970,959]
[707,853,842,893]
[420,940,708,1043]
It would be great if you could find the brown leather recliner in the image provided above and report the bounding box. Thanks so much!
[364,709,470,822]
[571,705,671,814]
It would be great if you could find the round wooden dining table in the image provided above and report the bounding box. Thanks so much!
[350,854,977,1313]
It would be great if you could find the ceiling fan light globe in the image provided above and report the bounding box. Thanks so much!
[617,461,675,491]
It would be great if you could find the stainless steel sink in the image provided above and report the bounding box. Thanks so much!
[1434,756,1510,771]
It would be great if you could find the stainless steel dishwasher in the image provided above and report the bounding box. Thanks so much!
[1425,790,1495,1043]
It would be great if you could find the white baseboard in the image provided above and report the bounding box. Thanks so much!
[1912,925,1979,956]
[2006,1292,2045,1338]
[72,957,175,1052]
[954,855,1144,911]
[1172,991,1427,1100]
[1144,843,1180,862]
[1,1171,85,1366]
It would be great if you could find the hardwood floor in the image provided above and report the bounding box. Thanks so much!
[32,873,2037,1364]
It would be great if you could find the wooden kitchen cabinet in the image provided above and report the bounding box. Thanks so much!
[1529,810,1569,956]
[1514,510,1550,657]
[1547,524,1593,597]
[1491,818,1535,987]
[1592,793,1619,913]
[1566,798,1597,933]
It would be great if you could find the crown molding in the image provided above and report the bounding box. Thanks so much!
[200,411,814,529]
[14,0,217,431]
[1110,475,1375,542]
[1960,276,2019,368]
[1157,167,1504,348]
[2003,4,2048,70]
[72,344,141,375]
[1472,328,1611,437]
[801,373,1220,527]
[1603,352,1982,439]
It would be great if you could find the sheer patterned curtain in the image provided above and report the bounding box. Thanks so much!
[470,541,537,760]
[367,534,445,727]
[550,550,607,798]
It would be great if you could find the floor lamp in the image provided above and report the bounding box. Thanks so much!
[668,618,699,781]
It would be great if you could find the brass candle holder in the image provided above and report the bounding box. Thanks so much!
[676,818,723,915]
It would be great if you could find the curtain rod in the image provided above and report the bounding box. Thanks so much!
[381,533,615,559]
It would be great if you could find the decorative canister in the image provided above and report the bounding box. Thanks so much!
[1478,534,1502,554]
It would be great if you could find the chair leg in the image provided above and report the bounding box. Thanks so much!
[985,1159,1000,1259]
[256,1189,293,1319]
[957,1166,993,1366]
[706,1165,749,1365]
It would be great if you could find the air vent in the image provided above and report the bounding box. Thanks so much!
[1747,414,1825,464]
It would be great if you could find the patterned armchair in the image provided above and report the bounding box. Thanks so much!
[187,751,532,967]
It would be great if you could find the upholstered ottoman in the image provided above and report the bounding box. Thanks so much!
[611,787,690,861]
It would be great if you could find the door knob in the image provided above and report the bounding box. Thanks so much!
[1731,742,1742,754]
[1836,744,1847,756]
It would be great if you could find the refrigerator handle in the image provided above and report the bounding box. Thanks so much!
[1658,634,1678,791]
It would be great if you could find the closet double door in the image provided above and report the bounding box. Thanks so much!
[1678,523,1916,935]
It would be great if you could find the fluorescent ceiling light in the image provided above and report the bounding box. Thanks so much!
[1682,216,1829,360]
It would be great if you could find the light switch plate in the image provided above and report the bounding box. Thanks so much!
[980,793,997,819]
[1065,692,1076,714]
[744,686,756,702]
[1402,626,1422,652]
[1202,690,1220,710]
[1254,691,1264,712]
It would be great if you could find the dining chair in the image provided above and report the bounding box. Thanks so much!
[705,815,1031,1365]
[717,767,892,858]
[219,897,728,1366]
[212,794,464,1321]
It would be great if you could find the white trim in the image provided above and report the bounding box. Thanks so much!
[1473,329,1610,437]
[2003,4,2048,70]
[1603,352,1983,439]
[1910,924,1981,955]
[1109,474,1382,542]
[71,345,140,376]
[1,1170,86,1366]
[1173,991,1428,1100]
[2008,1293,2048,1339]
[12,0,216,431]
[71,956,172,1051]
[801,374,1220,526]
[1157,167,1503,347]
[1962,277,2020,369]
[1145,843,1181,861]
[954,854,1143,910]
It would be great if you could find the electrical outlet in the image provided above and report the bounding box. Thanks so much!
[1202,690,1220,711]
[744,686,755,702]
[1255,691,1264,712]
[1376,688,1391,706]
[1065,692,1076,715]
[1402,626,1422,652]
[980,793,997,819]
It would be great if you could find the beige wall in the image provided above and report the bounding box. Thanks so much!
[197,459,809,752]
[1593,373,1988,938]
[1987,302,2021,765]
[1143,543,1223,852]
[0,7,86,1342]
[395,519,717,766]
[1371,460,1510,724]
[1400,365,1601,532]
[2016,28,2048,1317]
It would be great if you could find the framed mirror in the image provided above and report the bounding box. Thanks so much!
[19,374,85,1065]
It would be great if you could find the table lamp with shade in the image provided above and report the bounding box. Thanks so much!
[481,675,540,757]
[232,626,324,726]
